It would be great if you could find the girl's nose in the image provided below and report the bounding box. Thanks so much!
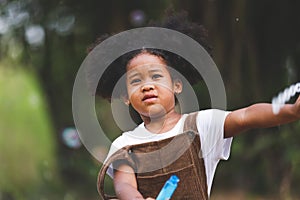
[141,83,155,92]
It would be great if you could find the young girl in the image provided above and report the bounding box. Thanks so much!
[92,11,300,200]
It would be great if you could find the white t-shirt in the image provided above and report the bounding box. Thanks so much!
[105,109,233,196]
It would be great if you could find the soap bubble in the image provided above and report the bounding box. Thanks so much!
[129,9,146,27]
[62,127,82,149]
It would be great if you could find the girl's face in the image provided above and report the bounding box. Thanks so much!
[125,53,182,119]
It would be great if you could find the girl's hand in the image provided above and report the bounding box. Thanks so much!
[294,95,300,118]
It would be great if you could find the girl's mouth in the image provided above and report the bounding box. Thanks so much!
[142,94,158,102]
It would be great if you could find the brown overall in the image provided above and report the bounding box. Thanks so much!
[97,112,208,200]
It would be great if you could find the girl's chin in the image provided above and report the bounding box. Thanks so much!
[142,105,167,119]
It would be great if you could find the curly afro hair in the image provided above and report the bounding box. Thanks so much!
[87,9,212,101]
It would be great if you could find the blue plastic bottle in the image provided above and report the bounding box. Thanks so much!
[156,175,180,200]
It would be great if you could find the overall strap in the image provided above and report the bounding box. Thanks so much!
[183,111,204,159]
[97,146,134,200]
[183,112,198,132]
[183,111,208,200]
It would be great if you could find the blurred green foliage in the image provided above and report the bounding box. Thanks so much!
[0,60,59,199]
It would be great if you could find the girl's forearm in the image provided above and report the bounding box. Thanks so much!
[115,183,145,200]
[245,103,299,128]
[225,102,300,137]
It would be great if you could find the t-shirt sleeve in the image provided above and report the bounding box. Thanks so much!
[104,136,125,178]
[196,109,233,160]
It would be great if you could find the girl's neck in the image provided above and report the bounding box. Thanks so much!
[141,111,182,134]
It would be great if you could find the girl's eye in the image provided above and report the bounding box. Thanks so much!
[130,79,141,84]
[152,74,163,79]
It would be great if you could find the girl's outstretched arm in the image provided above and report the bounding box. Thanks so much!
[224,95,300,138]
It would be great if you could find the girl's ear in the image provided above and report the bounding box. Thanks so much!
[173,79,183,94]
[121,94,130,106]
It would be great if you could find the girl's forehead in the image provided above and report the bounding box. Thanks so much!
[126,64,170,77]
[126,53,167,71]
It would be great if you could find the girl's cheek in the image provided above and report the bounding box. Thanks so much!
[127,86,139,98]
[128,88,144,102]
